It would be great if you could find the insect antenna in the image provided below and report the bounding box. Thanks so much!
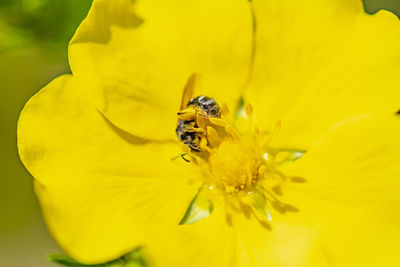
[180,154,191,162]
[171,153,191,163]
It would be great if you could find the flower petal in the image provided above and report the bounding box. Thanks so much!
[69,0,253,140]
[278,114,400,266]
[18,75,199,264]
[157,115,400,267]
[145,204,329,267]
[246,0,400,149]
[144,206,237,267]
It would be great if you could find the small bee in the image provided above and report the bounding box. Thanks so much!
[176,75,221,152]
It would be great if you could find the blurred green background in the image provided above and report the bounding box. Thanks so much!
[0,0,399,266]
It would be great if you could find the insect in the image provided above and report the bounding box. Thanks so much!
[176,74,221,152]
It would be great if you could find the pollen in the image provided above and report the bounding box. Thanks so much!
[176,89,267,193]
[207,139,261,191]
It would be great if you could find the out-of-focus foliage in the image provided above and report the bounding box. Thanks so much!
[0,1,91,267]
[49,249,146,267]
[364,0,400,15]
[0,0,91,55]
[0,0,399,55]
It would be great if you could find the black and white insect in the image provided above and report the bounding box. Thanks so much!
[176,75,221,152]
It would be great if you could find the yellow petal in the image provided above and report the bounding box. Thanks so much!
[246,0,400,150]
[146,204,328,267]
[144,206,237,267]
[151,115,400,267]
[18,75,200,264]
[70,0,253,140]
[278,114,400,266]
[232,213,329,267]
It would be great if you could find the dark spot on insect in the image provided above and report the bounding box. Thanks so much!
[188,96,221,118]
[176,120,201,152]
[176,95,221,152]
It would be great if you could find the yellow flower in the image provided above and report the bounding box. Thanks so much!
[18,0,400,266]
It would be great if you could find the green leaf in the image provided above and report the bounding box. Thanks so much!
[48,254,105,267]
[49,248,146,267]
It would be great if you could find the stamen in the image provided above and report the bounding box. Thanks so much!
[206,126,219,144]
[176,96,304,226]
[245,102,254,118]
[221,103,230,117]
[209,117,229,127]
[177,109,196,120]
[207,139,261,192]
[262,120,282,148]
[199,138,209,152]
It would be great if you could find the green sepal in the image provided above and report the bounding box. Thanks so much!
[249,190,272,222]
[179,185,214,225]
[48,254,93,267]
[49,248,146,267]
[287,150,306,161]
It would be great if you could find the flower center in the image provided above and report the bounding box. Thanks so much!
[175,91,304,225]
[207,139,261,192]
[176,92,264,193]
